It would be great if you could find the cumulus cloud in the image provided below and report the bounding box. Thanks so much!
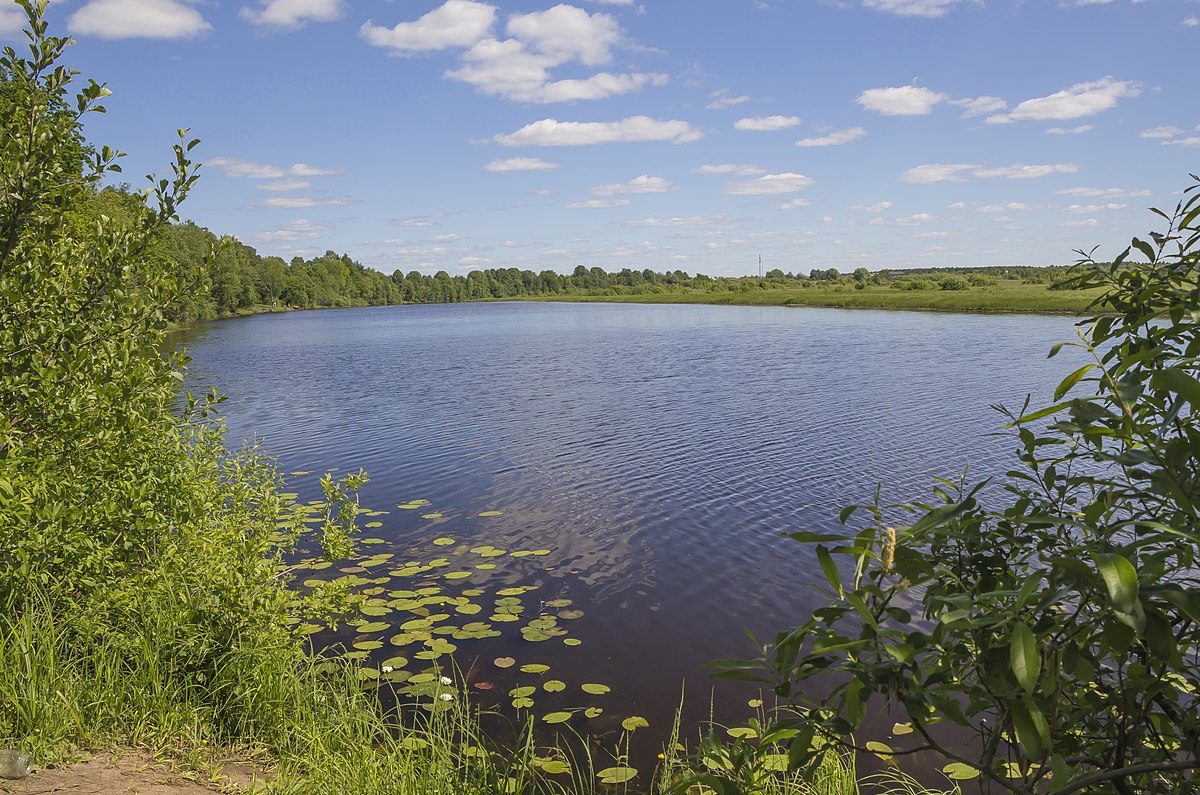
[857,85,946,116]
[778,199,812,209]
[1184,16,1199,27]
[1165,136,1200,147]
[493,116,702,146]
[69,0,211,39]
[566,198,631,209]
[950,96,1007,118]
[987,77,1141,123]
[724,172,814,196]
[694,164,766,176]
[208,157,345,179]
[362,1,663,103]
[590,175,675,195]
[249,218,332,244]
[795,127,866,147]
[1047,125,1094,135]
[1140,125,1182,139]
[240,0,344,29]
[978,202,1027,212]
[484,157,559,172]
[1,4,27,35]
[862,0,962,16]
[734,115,801,131]
[360,0,496,52]
[900,162,1077,183]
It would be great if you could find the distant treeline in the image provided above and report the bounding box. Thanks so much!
[87,187,1084,324]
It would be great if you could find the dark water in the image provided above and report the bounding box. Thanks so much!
[171,301,1082,775]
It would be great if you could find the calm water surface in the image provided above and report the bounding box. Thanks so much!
[172,301,1082,770]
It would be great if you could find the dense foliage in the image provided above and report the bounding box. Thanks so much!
[709,183,1200,793]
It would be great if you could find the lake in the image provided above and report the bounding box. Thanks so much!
[170,301,1082,775]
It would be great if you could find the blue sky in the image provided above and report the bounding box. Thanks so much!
[4,0,1198,276]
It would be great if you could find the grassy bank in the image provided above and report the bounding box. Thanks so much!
[518,280,1102,314]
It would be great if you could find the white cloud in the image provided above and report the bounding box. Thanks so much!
[857,85,946,116]
[795,126,866,147]
[694,164,766,176]
[240,0,344,29]
[1165,136,1200,147]
[1046,124,1094,135]
[778,199,812,209]
[590,175,675,195]
[1064,203,1127,213]
[901,162,1077,183]
[987,77,1140,123]
[852,201,893,212]
[1,4,26,35]
[506,4,618,66]
[360,0,496,53]
[484,157,559,172]
[493,116,702,146]
[1057,187,1150,198]
[862,0,961,16]
[623,214,727,227]
[734,115,801,131]
[208,157,345,179]
[947,201,966,209]
[706,90,752,110]
[1140,125,1182,139]
[870,212,935,226]
[249,218,332,243]
[390,216,441,227]
[69,0,211,39]
[1064,218,1101,227]
[262,196,354,208]
[724,172,814,195]
[1184,16,1199,27]
[950,96,1008,118]
[566,199,631,209]
[363,1,662,104]
[256,179,312,192]
[979,202,1027,212]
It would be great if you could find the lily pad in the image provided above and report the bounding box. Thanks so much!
[432,537,456,546]
[543,680,566,692]
[520,663,550,674]
[892,722,914,736]
[545,598,573,608]
[581,683,610,695]
[584,707,603,718]
[494,657,516,668]
[542,711,573,724]
[621,716,649,732]
[558,610,585,620]
[509,686,537,698]
[597,766,637,785]
[356,621,390,633]
[422,513,444,519]
[943,763,981,780]
[563,638,582,646]
[478,510,504,517]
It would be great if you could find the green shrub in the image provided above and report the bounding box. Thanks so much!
[936,274,970,291]
[716,179,1200,793]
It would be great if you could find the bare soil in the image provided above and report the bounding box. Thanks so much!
[1,751,270,795]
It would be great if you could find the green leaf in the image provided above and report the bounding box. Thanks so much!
[1053,364,1095,401]
[1131,236,1156,262]
[942,762,980,780]
[581,683,610,695]
[542,711,572,724]
[1013,401,1071,425]
[596,766,637,784]
[1010,622,1040,695]
[621,716,649,732]
[1095,553,1139,613]
[815,544,842,598]
[1152,367,1200,410]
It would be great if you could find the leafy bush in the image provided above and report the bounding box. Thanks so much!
[967,273,998,287]
[715,177,1200,794]
[937,274,970,291]
[892,278,935,291]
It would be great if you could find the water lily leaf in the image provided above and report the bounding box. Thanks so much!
[365,522,383,528]
[543,680,566,692]
[381,656,408,669]
[422,513,443,519]
[622,716,649,731]
[563,638,582,646]
[494,657,516,669]
[543,711,573,724]
[509,685,537,698]
[597,766,637,784]
[727,727,757,739]
[497,587,535,597]
[943,763,981,780]
[463,589,485,597]
[455,603,482,615]
[512,697,535,709]
[342,651,368,661]
[892,722,914,736]
[473,681,494,691]
[361,605,392,616]
[444,571,472,580]
[352,640,383,651]
[545,598,573,608]
[866,741,893,760]
[357,667,379,680]
[581,683,610,695]
[357,621,390,633]
[520,664,551,674]
[475,564,497,570]
[432,537,456,546]
[478,510,504,517]
[558,610,584,620]
[747,699,763,709]
[492,614,521,623]
[584,707,603,718]
[539,760,570,775]
[522,630,553,642]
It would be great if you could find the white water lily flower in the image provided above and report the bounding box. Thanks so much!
[382,666,394,674]
[439,692,454,701]
[440,676,453,685]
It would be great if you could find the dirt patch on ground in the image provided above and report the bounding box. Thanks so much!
[1,751,271,795]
